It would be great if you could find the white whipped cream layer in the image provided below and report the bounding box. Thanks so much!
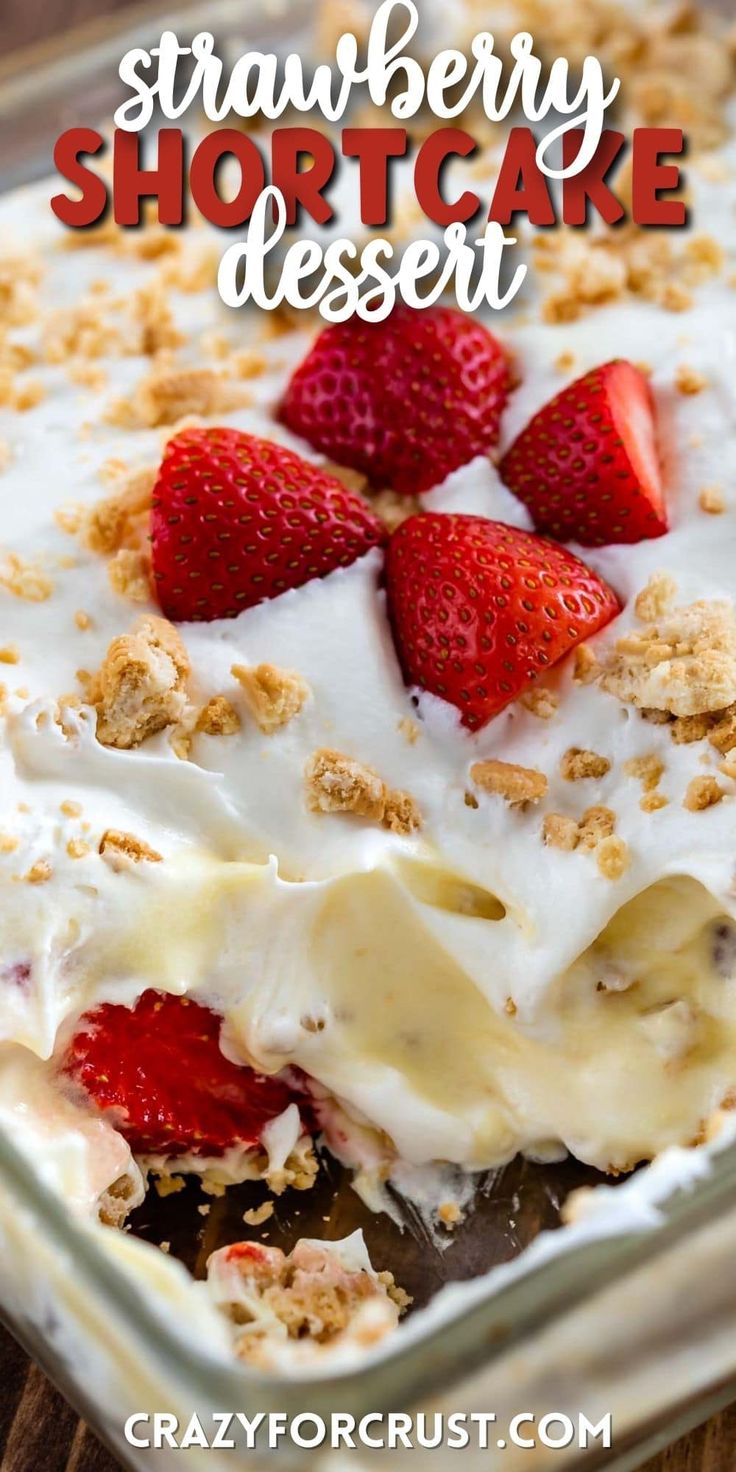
[1,112,736,1185]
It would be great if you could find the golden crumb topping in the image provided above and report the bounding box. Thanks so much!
[572,644,600,685]
[305,748,422,833]
[0,552,53,602]
[232,663,310,734]
[520,686,559,719]
[108,365,248,430]
[624,753,665,792]
[383,788,423,836]
[107,549,152,604]
[195,696,241,736]
[470,759,548,805]
[365,486,422,532]
[683,776,725,812]
[634,572,677,623]
[601,600,736,717]
[306,749,386,820]
[674,364,708,395]
[210,1237,406,1364]
[699,486,726,515]
[560,748,611,781]
[596,835,630,880]
[99,829,163,865]
[88,615,190,749]
[80,466,155,557]
[542,812,580,851]
[577,805,617,850]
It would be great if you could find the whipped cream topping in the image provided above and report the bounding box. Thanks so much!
[1,98,736,1201]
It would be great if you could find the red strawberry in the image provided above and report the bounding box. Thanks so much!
[280,306,511,496]
[386,514,619,729]
[150,427,385,622]
[62,990,300,1156]
[500,360,666,546]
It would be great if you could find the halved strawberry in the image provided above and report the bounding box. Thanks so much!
[280,306,511,495]
[62,990,301,1157]
[386,513,619,729]
[500,360,666,546]
[150,427,385,622]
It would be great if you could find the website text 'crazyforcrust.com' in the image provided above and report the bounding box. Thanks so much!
[124,1410,613,1452]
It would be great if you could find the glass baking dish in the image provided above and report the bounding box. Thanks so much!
[2,3,736,1467]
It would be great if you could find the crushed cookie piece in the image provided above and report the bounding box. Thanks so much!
[0,552,53,602]
[674,364,708,395]
[60,800,82,818]
[0,834,18,853]
[671,711,714,744]
[578,806,616,850]
[573,644,600,685]
[366,487,421,532]
[641,791,669,812]
[99,829,163,866]
[306,749,385,821]
[0,252,41,326]
[321,461,369,495]
[661,282,693,313]
[520,686,559,719]
[464,791,479,809]
[554,350,576,373]
[641,706,674,726]
[634,572,677,623]
[107,548,151,604]
[127,365,246,428]
[596,836,630,880]
[74,610,93,631]
[470,759,548,805]
[708,708,736,755]
[55,504,84,536]
[382,788,422,836]
[68,361,107,391]
[504,997,517,1017]
[684,776,725,812]
[88,614,190,749]
[209,1236,405,1362]
[560,747,611,781]
[66,838,90,859]
[397,716,419,745]
[12,378,45,412]
[196,696,241,736]
[542,813,580,851]
[602,599,736,717]
[0,646,19,664]
[25,860,52,884]
[624,754,664,792]
[81,465,155,556]
[699,486,726,515]
[243,1201,275,1227]
[232,663,309,734]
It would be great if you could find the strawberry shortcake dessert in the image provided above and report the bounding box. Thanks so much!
[1,0,736,1364]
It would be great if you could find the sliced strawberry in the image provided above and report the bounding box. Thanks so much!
[150,427,385,622]
[500,360,666,546]
[62,990,300,1157]
[386,513,619,730]
[280,306,511,496]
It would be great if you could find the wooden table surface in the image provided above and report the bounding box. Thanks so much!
[1,1,734,1468]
